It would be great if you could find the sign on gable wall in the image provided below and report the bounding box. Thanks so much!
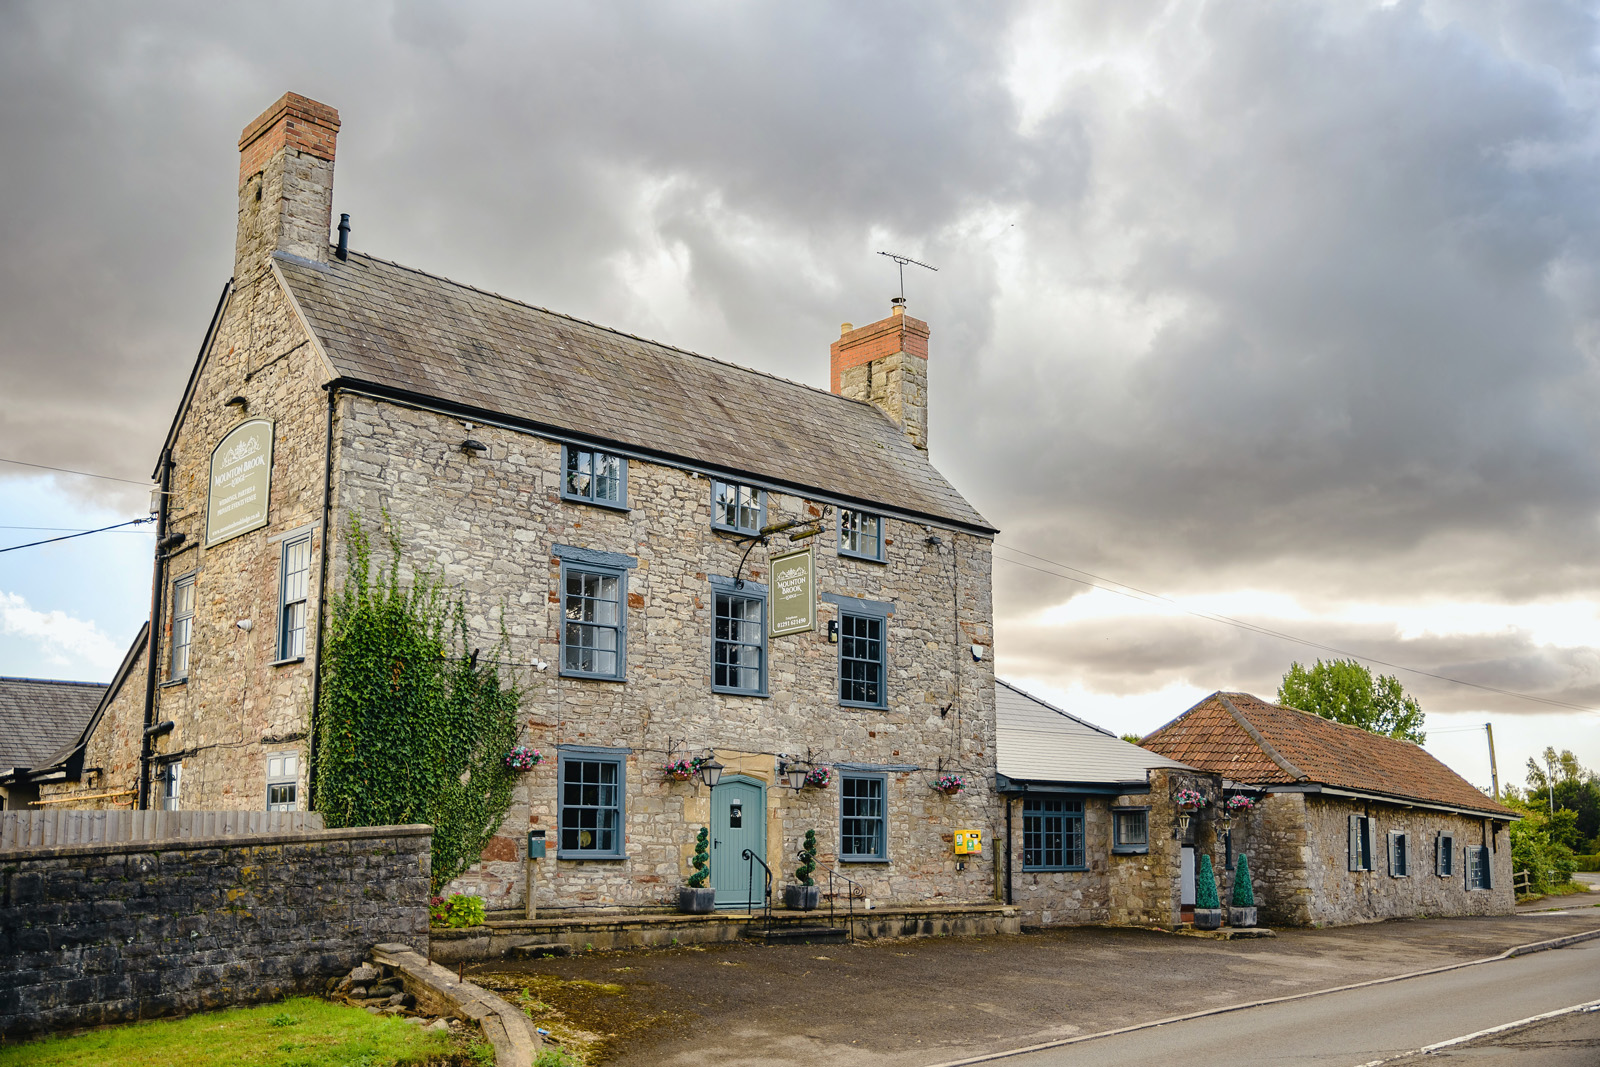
[769,547,816,636]
[205,419,274,547]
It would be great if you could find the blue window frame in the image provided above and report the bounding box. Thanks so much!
[838,611,886,707]
[838,508,884,562]
[169,573,196,679]
[276,534,312,661]
[1468,844,1491,890]
[710,577,766,696]
[711,480,764,535]
[557,746,627,859]
[562,445,627,509]
[1023,797,1085,871]
[560,560,627,680]
[1436,832,1455,877]
[1112,807,1149,854]
[840,772,887,861]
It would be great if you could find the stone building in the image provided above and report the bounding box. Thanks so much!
[0,676,112,809]
[39,92,1000,913]
[994,680,1192,928]
[1140,692,1517,926]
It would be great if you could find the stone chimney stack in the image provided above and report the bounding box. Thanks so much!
[234,93,341,279]
[830,303,930,451]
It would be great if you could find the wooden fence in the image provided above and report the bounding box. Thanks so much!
[0,809,326,851]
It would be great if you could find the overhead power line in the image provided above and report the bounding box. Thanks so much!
[0,456,150,487]
[993,542,1600,718]
[0,517,155,553]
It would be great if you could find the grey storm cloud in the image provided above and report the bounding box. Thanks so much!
[4,1,1600,718]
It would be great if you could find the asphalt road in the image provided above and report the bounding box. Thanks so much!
[954,938,1600,1067]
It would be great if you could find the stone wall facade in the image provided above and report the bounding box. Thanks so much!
[1003,769,1186,929]
[330,392,997,909]
[0,825,429,1038]
[1226,792,1514,925]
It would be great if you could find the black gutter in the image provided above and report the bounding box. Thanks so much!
[327,377,999,538]
[137,449,172,809]
[306,382,338,810]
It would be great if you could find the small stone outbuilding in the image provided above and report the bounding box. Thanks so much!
[995,680,1194,928]
[0,675,112,810]
[1141,692,1517,926]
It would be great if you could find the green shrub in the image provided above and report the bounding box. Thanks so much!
[1511,817,1576,894]
[430,893,486,928]
[1574,853,1600,873]
[686,827,710,889]
[1196,853,1219,909]
[1230,854,1255,907]
[795,829,817,887]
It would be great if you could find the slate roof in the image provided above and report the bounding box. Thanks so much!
[1141,692,1515,818]
[274,251,993,533]
[0,678,108,773]
[996,679,1189,786]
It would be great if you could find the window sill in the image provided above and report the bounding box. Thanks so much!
[840,700,888,710]
[838,550,887,564]
[712,687,769,699]
[556,852,626,862]
[270,656,306,668]
[838,856,889,864]
[158,677,187,689]
[1023,866,1090,874]
[560,495,631,513]
[1112,846,1149,855]
[712,525,762,538]
[559,670,627,683]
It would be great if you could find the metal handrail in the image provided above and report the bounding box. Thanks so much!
[822,865,864,941]
[742,848,773,928]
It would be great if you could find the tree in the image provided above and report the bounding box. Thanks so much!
[1277,659,1426,743]
[1524,748,1600,846]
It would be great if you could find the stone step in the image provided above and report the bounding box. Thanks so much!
[744,924,847,945]
[506,942,573,960]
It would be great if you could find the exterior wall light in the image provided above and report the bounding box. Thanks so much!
[698,756,724,789]
[461,439,489,454]
[779,757,807,791]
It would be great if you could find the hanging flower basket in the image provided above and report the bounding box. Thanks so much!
[933,774,966,796]
[504,746,543,772]
[664,756,707,782]
[1225,794,1256,815]
[803,766,833,789]
[1175,788,1206,812]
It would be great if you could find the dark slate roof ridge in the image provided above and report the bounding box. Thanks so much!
[996,678,1117,738]
[0,677,110,689]
[318,248,884,419]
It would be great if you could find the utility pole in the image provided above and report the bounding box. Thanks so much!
[1547,753,1556,815]
[1484,722,1499,801]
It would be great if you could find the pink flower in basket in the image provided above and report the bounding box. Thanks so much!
[664,756,706,781]
[1175,788,1206,811]
[934,774,966,795]
[803,766,833,788]
[1225,794,1255,815]
[504,745,542,772]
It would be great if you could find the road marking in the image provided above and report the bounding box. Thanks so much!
[918,928,1600,1067]
[1345,998,1600,1066]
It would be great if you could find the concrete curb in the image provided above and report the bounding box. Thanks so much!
[369,942,540,1067]
[918,927,1600,1067]
[1351,997,1600,1066]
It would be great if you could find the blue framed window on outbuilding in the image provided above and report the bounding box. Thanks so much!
[562,445,627,509]
[557,746,627,859]
[554,544,637,681]
[709,575,766,696]
[1111,807,1149,854]
[276,533,312,662]
[839,772,888,861]
[711,480,763,535]
[838,508,885,562]
[1023,797,1086,871]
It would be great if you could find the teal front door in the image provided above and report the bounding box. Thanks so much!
[710,777,767,908]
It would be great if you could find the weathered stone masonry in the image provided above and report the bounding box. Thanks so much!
[0,825,429,1038]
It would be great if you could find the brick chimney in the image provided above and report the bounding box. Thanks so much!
[234,93,340,279]
[830,304,930,450]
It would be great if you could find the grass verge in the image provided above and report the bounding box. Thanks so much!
[0,996,461,1067]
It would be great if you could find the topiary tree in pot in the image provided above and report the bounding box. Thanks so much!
[679,826,715,913]
[1229,854,1257,927]
[785,829,820,910]
[1193,853,1223,929]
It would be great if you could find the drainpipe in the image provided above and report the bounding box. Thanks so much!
[1005,794,1015,905]
[306,382,339,809]
[138,448,173,809]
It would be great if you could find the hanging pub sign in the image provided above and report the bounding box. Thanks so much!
[769,546,816,637]
[205,418,274,547]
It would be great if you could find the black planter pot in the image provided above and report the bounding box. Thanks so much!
[1229,906,1257,928]
[1192,907,1223,930]
[679,887,716,914]
[785,884,821,911]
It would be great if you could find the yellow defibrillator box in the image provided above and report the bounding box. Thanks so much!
[953,829,983,855]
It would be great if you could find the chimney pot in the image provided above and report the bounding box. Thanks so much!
[840,322,854,336]
[828,306,930,451]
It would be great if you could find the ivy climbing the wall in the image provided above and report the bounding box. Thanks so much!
[315,515,523,893]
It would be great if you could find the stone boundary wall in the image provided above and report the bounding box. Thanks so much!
[0,824,431,1038]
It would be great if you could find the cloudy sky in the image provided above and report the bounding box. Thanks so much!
[4,0,1600,791]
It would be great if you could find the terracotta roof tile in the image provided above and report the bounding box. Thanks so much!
[1142,692,1515,818]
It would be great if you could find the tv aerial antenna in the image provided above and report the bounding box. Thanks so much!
[878,251,937,307]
